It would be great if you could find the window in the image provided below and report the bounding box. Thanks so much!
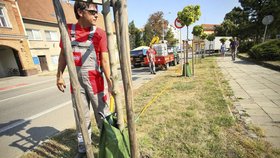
[26,29,42,40]
[45,31,59,41]
[0,6,10,28]
[51,55,59,64]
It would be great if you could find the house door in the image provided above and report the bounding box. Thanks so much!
[38,55,49,71]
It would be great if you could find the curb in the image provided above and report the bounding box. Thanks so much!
[237,54,280,72]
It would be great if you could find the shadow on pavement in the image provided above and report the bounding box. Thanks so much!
[233,60,255,65]
[0,119,59,152]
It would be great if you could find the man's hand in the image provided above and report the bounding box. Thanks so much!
[57,77,66,92]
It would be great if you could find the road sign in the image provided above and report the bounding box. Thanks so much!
[262,15,274,25]
[174,18,184,29]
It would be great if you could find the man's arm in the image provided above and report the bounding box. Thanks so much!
[101,52,112,92]
[56,49,67,92]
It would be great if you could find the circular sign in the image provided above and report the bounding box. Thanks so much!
[262,15,274,25]
[174,18,184,29]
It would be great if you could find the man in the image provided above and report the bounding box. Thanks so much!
[146,45,156,74]
[56,1,112,154]
[230,37,239,61]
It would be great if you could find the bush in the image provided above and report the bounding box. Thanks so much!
[249,39,280,61]
[238,40,254,53]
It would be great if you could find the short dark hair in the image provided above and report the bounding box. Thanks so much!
[74,2,88,19]
[74,1,98,20]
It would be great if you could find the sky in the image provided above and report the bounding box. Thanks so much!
[127,0,240,40]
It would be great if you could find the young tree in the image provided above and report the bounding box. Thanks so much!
[207,34,215,50]
[220,38,227,44]
[200,33,207,57]
[177,5,201,76]
[192,25,204,52]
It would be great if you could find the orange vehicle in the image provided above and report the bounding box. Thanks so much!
[143,42,175,70]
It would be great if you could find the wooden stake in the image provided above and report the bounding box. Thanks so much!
[102,0,125,131]
[52,1,94,158]
[117,0,139,157]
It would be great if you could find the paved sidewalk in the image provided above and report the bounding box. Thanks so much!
[217,56,280,148]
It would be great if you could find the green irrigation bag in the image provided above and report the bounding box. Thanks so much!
[99,114,130,158]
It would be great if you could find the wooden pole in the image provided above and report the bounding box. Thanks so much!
[192,39,195,76]
[102,0,125,131]
[112,0,121,53]
[52,1,94,158]
[117,0,139,157]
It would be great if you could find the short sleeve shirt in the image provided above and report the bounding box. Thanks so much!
[59,23,108,64]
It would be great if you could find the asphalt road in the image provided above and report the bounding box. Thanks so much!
[0,66,160,158]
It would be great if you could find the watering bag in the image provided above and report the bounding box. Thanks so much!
[99,114,130,158]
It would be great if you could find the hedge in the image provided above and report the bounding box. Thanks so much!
[249,39,280,61]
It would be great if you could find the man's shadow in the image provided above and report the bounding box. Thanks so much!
[0,119,59,153]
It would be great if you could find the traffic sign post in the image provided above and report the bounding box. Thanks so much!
[262,15,274,42]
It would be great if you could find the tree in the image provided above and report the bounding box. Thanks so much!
[216,0,280,43]
[128,21,144,49]
[165,28,177,46]
[177,5,201,27]
[177,5,201,76]
[220,38,227,44]
[200,33,208,57]
[207,34,215,50]
[192,25,203,52]
[142,11,176,46]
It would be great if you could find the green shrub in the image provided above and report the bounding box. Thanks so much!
[249,39,280,61]
[238,40,254,53]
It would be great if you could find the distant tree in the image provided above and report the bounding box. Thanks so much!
[165,28,177,46]
[143,11,176,46]
[128,21,138,49]
[192,25,204,53]
[200,33,207,40]
[207,34,215,50]
[216,0,280,43]
[192,25,203,37]
[220,38,227,44]
[200,33,208,57]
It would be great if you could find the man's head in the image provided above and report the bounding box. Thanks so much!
[74,1,98,27]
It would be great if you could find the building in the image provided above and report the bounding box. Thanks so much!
[0,0,37,77]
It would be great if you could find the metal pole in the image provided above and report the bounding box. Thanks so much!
[263,24,268,43]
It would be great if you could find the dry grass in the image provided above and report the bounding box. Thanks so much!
[21,57,280,158]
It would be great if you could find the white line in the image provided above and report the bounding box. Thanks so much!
[0,100,71,134]
[0,83,70,103]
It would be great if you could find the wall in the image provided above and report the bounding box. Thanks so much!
[24,21,61,71]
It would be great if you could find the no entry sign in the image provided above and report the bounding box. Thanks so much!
[174,18,184,29]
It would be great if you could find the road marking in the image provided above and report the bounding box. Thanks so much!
[0,83,28,91]
[0,82,70,103]
[0,101,71,134]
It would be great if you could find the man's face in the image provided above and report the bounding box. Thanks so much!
[80,3,98,26]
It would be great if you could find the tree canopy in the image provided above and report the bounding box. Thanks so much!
[177,5,201,26]
[215,0,280,43]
